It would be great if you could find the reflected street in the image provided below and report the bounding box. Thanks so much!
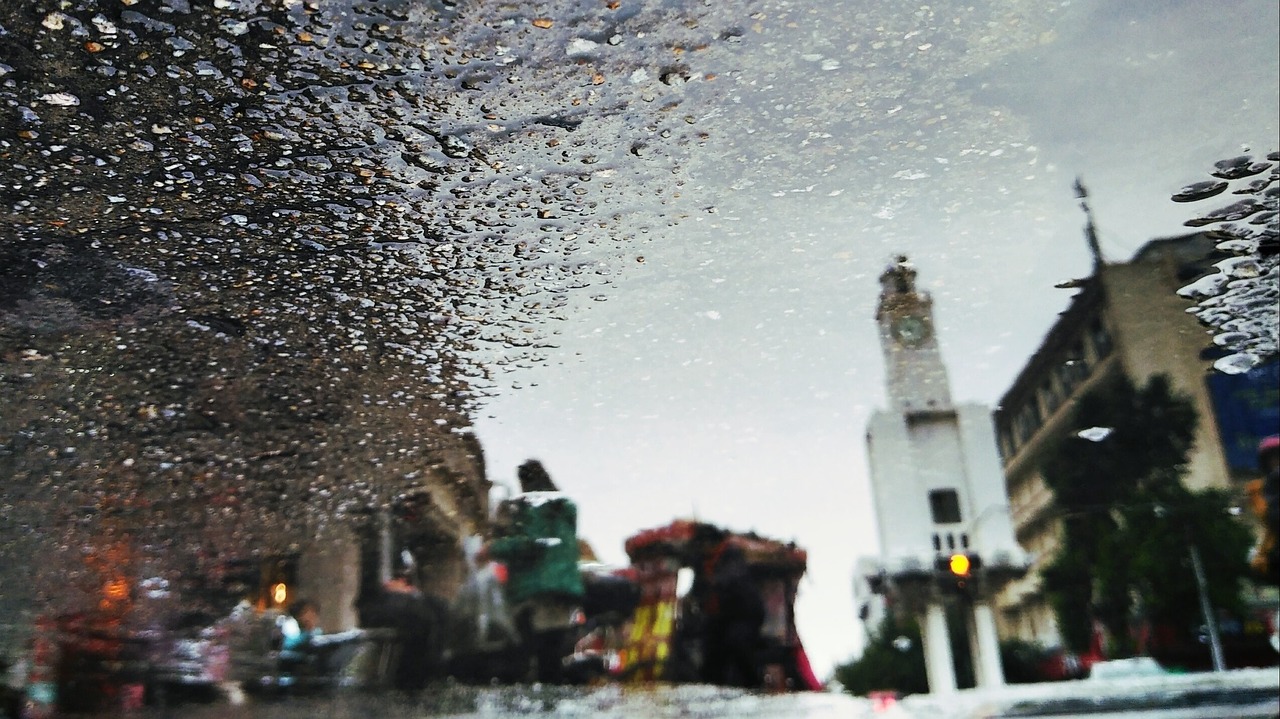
[1,0,1277,715]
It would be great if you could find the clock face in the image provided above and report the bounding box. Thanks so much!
[892,315,931,347]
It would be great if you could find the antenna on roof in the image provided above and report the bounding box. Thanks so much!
[1073,177,1104,270]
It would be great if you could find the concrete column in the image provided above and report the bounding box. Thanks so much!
[297,523,360,631]
[921,601,957,694]
[966,607,986,687]
[971,601,1006,688]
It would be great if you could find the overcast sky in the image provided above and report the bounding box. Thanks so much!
[471,0,1279,677]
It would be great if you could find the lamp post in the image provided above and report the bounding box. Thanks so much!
[1187,530,1226,672]
[1156,503,1226,673]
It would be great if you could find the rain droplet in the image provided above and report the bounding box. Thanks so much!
[1171,180,1227,203]
[1076,426,1113,442]
[567,38,597,56]
[1184,198,1264,227]
[1213,352,1260,375]
[1210,155,1272,180]
[39,92,81,107]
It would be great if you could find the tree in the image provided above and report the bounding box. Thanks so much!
[1123,485,1252,632]
[834,610,928,696]
[1039,373,1252,657]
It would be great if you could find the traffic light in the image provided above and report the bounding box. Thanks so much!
[272,581,288,607]
[936,553,981,595]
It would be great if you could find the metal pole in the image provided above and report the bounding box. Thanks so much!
[1187,540,1225,672]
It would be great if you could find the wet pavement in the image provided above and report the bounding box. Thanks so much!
[148,684,870,719]
[1,0,776,619]
[134,674,1280,719]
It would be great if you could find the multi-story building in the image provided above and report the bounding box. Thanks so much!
[992,231,1255,646]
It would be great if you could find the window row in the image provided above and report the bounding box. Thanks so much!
[999,316,1114,459]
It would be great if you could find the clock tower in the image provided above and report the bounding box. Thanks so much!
[859,255,1027,694]
[876,256,952,413]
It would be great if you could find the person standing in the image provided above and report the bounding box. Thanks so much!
[357,553,449,691]
[484,460,585,683]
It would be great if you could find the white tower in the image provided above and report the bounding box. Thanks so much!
[861,256,1027,693]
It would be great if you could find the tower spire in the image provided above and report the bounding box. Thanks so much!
[1073,177,1104,270]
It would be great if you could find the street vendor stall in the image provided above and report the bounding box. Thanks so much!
[619,520,821,691]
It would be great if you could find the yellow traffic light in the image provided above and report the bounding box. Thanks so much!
[948,553,971,576]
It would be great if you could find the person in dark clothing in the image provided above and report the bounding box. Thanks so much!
[700,544,765,688]
[359,566,449,690]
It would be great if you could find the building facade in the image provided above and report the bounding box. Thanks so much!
[291,430,491,633]
[992,232,1245,646]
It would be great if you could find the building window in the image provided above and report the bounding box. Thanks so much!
[1039,376,1063,416]
[1090,317,1113,359]
[1013,400,1043,445]
[929,489,963,524]
[998,429,1014,460]
[1057,341,1090,397]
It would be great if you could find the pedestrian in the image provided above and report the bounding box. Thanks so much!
[358,552,448,691]
[483,460,585,683]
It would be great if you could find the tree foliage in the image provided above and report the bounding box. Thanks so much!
[834,611,928,696]
[1040,373,1252,655]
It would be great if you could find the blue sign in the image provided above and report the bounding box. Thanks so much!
[1207,359,1280,472]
